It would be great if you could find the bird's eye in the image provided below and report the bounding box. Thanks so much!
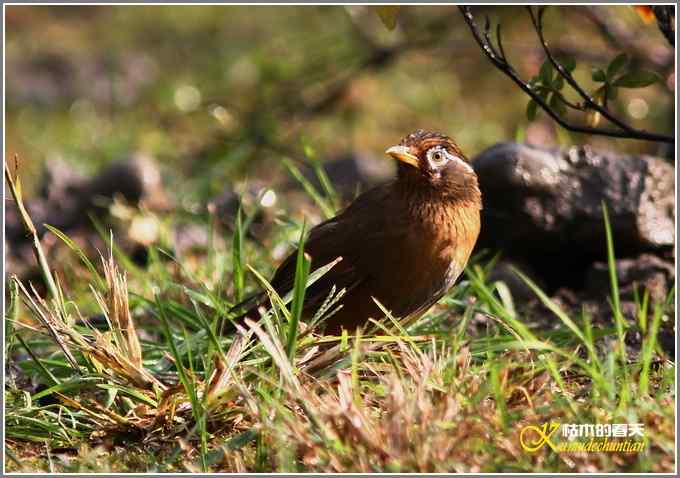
[427,148,449,167]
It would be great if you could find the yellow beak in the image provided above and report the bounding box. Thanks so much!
[385,145,419,168]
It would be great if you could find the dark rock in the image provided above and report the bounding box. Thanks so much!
[173,223,210,256]
[209,181,276,239]
[210,185,245,225]
[7,153,167,241]
[5,154,167,278]
[585,254,675,303]
[130,245,150,267]
[657,328,675,357]
[486,258,546,305]
[39,157,87,202]
[83,153,167,210]
[4,240,38,279]
[6,159,87,245]
[5,200,50,242]
[473,142,675,290]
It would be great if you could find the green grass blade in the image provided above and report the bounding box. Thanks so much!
[302,140,340,213]
[246,256,342,319]
[581,307,605,387]
[156,294,207,470]
[5,279,19,355]
[286,222,311,361]
[639,301,664,395]
[4,163,62,309]
[602,203,627,363]
[465,266,535,342]
[602,203,630,410]
[16,334,61,386]
[543,354,579,417]
[43,224,106,291]
[186,295,226,358]
[512,267,587,345]
[282,158,335,219]
[232,205,245,302]
[88,213,142,275]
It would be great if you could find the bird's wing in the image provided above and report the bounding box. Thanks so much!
[268,183,399,309]
[225,214,363,326]
[227,182,403,327]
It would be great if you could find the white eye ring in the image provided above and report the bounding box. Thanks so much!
[427,147,450,167]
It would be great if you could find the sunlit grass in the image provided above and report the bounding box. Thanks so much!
[4,160,675,473]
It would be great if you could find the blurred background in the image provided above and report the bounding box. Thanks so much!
[4,4,676,298]
[6,5,674,196]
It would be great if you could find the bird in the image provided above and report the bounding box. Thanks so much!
[229,130,482,335]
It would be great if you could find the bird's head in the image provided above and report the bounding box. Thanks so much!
[385,130,479,200]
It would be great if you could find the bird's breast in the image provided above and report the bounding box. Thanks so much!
[374,199,481,315]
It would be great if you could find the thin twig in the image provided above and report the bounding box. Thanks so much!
[459,6,674,144]
[528,7,638,135]
[651,5,675,47]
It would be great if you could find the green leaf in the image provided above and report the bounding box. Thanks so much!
[553,75,564,90]
[539,59,553,84]
[560,56,576,73]
[16,334,60,386]
[612,70,661,88]
[549,94,567,117]
[374,6,400,31]
[592,68,606,82]
[606,53,628,79]
[605,83,618,100]
[526,99,538,121]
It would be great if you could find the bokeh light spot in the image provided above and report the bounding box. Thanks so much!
[174,84,201,112]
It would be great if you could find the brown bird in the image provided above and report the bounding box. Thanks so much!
[231,130,482,335]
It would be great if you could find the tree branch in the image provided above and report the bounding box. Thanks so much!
[528,7,641,135]
[459,6,674,144]
[652,5,675,47]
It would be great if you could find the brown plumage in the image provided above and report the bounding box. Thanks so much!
[231,130,482,334]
